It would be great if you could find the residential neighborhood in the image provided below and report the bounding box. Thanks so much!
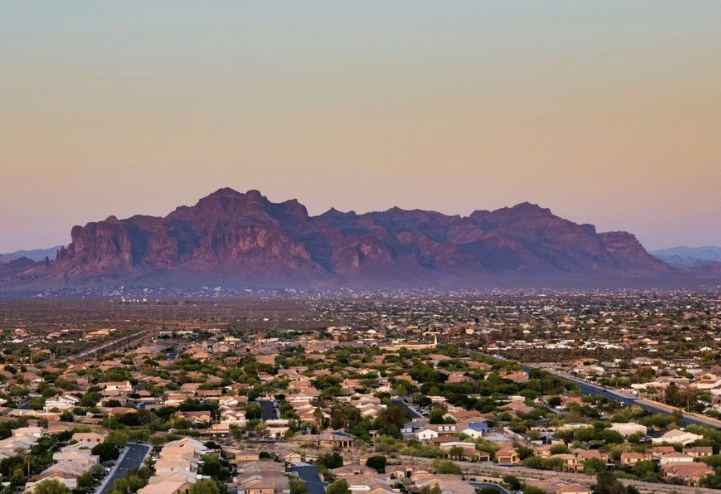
[1,291,721,494]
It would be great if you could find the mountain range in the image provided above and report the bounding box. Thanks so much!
[0,246,63,264]
[2,188,719,290]
[650,246,721,270]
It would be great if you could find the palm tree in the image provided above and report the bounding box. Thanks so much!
[24,453,34,477]
[313,407,325,432]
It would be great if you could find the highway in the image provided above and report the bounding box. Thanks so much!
[482,353,721,430]
[73,330,160,362]
[552,371,721,429]
[403,455,721,494]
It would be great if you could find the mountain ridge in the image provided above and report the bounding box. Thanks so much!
[651,246,721,269]
[0,246,63,263]
[5,188,713,290]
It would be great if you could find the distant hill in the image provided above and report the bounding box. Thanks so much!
[0,246,63,263]
[0,257,38,279]
[1,188,682,290]
[650,246,721,269]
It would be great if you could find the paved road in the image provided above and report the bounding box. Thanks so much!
[99,444,150,494]
[558,372,720,428]
[486,354,721,430]
[469,482,512,494]
[404,455,718,494]
[391,399,422,419]
[292,463,325,494]
[258,400,278,421]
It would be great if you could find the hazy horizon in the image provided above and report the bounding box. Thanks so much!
[2,2,719,252]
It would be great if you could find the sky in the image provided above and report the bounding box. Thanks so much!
[1,1,720,252]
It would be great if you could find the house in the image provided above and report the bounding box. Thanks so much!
[683,446,713,458]
[44,394,80,412]
[651,429,704,446]
[661,462,714,487]
[658,452,694,466]
[608,422,647,437]
[413,473,475,494]
[619,452,652,467]
[235,460,290,494]
[416,429,438,441]
[137,481,189,494]
[527,478,591,494]
[283,452,302,464]
[462,421,490,439]
[648,446,675,459]
[293,431,357,449]
[551,453,580,471]
[235,451,261,463]
[495,446,519,464]
[72,432,105,446]
[555,484,592,494]
[576,450,609,467]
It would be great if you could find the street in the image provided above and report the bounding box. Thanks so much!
[258,400,279,421]
[391,399,422,419]
[291,463,326,494]
[98,444,151,494]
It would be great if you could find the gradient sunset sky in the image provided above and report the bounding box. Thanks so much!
[2,1,719,253]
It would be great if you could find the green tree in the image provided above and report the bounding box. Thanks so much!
[428,458,461,475]
[595,471,625,494]
[77,471,94,490]
[104,368,131,382]
[365,455,386,473]
[289,479,308,494]
[34,480,72,494]
[91,442,120,462]
[632,460,656,482]
[449,445,464,460]
[428,408,446,424]
[549,444,570,455]
[316,452,343,470]
[583,457,606,475]
[326,479,350,494]
[189,479,220,494]
[27,397,45,410]
[523,487,547,494]
[81,391,102,407]
[375,406,408,428]
[503,475,523,491]
[517,446,535,461]
[243,404,262,421]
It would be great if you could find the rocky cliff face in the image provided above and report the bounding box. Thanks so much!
[7,188,675,287]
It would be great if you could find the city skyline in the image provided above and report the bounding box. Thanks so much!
[2,2,719,252]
